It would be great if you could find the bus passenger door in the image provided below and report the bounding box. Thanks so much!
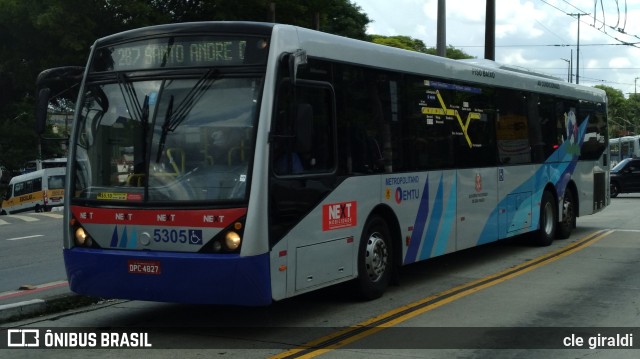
[496,165,535,239]
[269,78,340,297]
[456,167,499,249]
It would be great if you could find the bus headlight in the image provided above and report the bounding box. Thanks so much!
[74,227,93,247]
[225,231,241,250]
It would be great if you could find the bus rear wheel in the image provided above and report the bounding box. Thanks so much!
[557,190,575,239]
[534,190,556,246]
[355,215,392,300]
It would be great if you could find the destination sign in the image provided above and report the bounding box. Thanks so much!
[91,36,268,71]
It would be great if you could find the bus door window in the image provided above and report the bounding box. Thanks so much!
[270,64,337,245]
[273,84,336,176]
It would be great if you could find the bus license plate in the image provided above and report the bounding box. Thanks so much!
[128,260,161,275]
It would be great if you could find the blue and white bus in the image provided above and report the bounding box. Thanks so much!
[35,22,609,305]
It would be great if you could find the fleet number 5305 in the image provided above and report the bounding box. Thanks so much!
[153,229,188,243]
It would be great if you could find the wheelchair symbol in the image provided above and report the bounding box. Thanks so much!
[188,230,203,245]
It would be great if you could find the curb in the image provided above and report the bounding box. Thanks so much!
[0,293,100,324]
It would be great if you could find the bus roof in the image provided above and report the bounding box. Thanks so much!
[89,21,605,103]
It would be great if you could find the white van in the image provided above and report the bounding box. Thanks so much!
[1,167,65,215]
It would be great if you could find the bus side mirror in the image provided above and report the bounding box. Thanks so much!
[288,49,307,85]
[35,88,51,135]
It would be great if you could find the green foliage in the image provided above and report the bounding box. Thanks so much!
[370,35,474,60]
[371,35,429,52]
[595,85,640,137]
[0,0,371,172]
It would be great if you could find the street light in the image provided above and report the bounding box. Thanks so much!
[561,58,570,83]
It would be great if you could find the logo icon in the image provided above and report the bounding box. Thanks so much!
[475,173,482,192]
[7,329,40,347]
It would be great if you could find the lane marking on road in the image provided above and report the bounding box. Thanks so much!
[8,215,39,222]
[0,281,69,301]
[33,213,64,219]
[0,219,8,226]
[5,235,44,241]
[271,229,614,359]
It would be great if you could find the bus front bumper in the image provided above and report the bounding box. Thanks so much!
[63,248,272,306]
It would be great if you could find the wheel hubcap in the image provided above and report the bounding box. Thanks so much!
[562,198,573,226]
[543,202,554,235]
[365,232,388,282]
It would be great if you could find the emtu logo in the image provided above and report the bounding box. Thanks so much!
[110,226,137,248]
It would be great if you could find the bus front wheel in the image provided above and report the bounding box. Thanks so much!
[534,191,557,246]
[355,215,392,300]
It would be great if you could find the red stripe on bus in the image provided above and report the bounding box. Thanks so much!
[71,206,247,228]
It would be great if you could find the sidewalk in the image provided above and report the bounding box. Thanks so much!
[0,281,97,324]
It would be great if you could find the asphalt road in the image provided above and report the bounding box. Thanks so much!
[0,212,66,292]
[2,196,640,358]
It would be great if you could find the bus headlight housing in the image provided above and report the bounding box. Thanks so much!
[200,218,245,253]
[74,226,94,247]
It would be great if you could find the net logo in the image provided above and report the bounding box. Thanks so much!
[7,329,40,347]
[322,201,357,231]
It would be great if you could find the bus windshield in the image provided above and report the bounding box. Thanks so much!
[73,74,262,203]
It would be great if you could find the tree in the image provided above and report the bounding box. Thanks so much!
[369,35,474,59]
[0,0,372,173]
[594,85,638,137]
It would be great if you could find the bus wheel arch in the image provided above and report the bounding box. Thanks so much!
[557,182,577,239]
[354,206,401,300]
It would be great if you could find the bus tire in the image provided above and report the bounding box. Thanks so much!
[35,204,43,213]
[534,190,556,246]
[557,189,575,239]
[355,215,392,300]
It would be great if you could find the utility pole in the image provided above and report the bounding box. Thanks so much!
[635,77,639,96]
[485,0,495,60]
[561,58,570,82]
[436,0,446,57]
[269,2,276,23]
[568,13,588,84]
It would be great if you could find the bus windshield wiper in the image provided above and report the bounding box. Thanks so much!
[155,69,218,163]
[156,94,174,163]
[116,73,144,122]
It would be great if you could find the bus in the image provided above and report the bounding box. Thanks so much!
[35,22,609,306]
[1,167,66,215]
[609,135,640,166]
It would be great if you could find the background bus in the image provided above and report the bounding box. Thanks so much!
[35,22,608,306]
[609,135,640,166]
[1,167,65,215]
